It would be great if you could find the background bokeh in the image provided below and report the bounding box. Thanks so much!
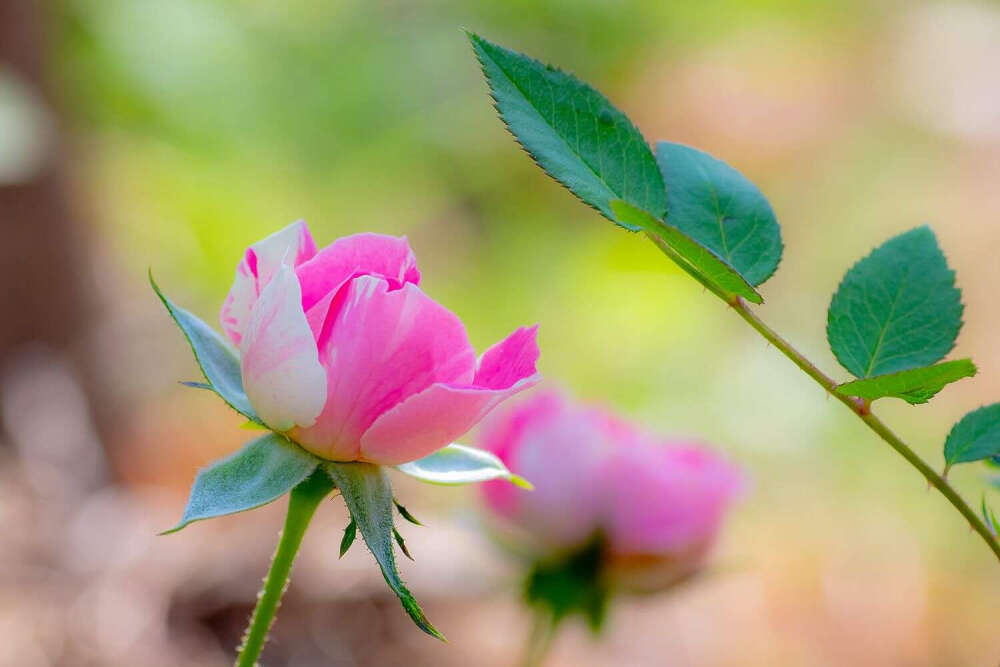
[1,0,999,664]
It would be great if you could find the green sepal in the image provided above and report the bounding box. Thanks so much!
[181,380,214,391]
[944,403,1000,467]
[827,226,963,379]
[524,537,610,634]
[835,359,976,405]
[395,500,423,526]
[655,142,783,286]
[395,443,532,488]
[163,433,320,534]
[611,200,763,305]
[150,272,263,425]
[323,462,444,640]
[339,519,357,558]
[468,33,666,229]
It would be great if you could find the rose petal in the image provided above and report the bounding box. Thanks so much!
[221,220,317,345]
[504,408,612,547]
[360,326,541,465]
[295,232,420,314]
[473,324,540,389]
[601,443,745,555]
[240,264,327,431]
[291,276,476,460]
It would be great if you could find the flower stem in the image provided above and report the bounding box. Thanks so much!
[728,297,1000,561]
[235,470,334,667]
[521,609,556,667]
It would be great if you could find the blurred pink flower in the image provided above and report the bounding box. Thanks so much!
[221,220,541,464]
[480,391,744,582]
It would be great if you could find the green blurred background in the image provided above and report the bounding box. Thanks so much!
[1,0,998,664]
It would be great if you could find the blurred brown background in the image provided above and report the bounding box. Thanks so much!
[1,0,999,665]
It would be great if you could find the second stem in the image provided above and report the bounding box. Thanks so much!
[729,297,1000,562]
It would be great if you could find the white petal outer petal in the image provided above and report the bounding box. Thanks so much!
[220,262,257,346]
[251,220,317,284]
[240,264,327,431]
[221,220,317,345]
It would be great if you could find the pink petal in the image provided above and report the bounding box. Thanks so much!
[473,325,541,389]
[290,276,476,461]
[295,233,420,314]
[503,403,612,547]
[601,443,745,556]
[478,390,566,520]
[479,392,625,548]
[360,326,541,465]
[240,264,327,431]
[221,220,317,346]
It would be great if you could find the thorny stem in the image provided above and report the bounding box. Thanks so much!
[235,470,334,667]
[645,230,1000,561]
[729,297,1000,562]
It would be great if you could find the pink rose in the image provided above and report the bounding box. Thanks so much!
[221,220,541,464]
[480,391,744,582]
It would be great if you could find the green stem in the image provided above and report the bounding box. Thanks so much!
[728,297,1000,562]
[521,609,556,667]
[235,470,334,667]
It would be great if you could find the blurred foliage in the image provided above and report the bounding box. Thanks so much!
[524,537,609,632]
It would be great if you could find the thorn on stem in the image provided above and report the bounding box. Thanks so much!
[393,527,414,560]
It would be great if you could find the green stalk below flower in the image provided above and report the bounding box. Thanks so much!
[235,470,334,667]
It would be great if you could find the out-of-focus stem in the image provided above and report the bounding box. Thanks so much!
[521,609,556,667]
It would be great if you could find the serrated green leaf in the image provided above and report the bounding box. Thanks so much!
[323,462,443,640]
[393,527,413,560]
[655,142,782,286]
[469,33,665,229]
[339,519,356,558]
[827,227,963,379]
[151,273,262,424]
[396,443,532,488]
[395,500,423,526]
[835,359,976,405]
[944,403,1000,466]
[163,433,319,534]
[610,200,763,305]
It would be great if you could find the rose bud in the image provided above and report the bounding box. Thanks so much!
[221,220,540,464]
[479,390,745,626]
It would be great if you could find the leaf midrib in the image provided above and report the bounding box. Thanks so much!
[863,266,911,377]
[694,158,732,260]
